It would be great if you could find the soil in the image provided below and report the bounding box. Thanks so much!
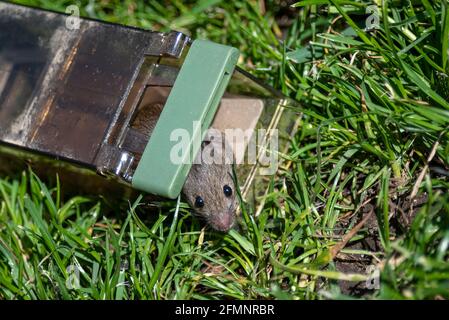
[333,193,428,296]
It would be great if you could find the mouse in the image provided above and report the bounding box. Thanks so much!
[131,102,238,232]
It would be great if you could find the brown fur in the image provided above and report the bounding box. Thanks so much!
[132,103,237,232]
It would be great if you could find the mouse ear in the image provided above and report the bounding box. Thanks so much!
[200,140,215,159]
[199,128,236,165]
[203,128,223,158]
[209,136,235,165]
[201,140,211,148]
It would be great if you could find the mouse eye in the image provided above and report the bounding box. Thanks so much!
[195,196,204,208]
[223,185,233,197]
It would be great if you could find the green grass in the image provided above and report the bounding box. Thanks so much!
[1,0,449,299]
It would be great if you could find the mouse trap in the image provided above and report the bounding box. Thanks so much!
[0,2,300,212]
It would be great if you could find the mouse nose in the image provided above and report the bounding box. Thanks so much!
[210,211,235,232]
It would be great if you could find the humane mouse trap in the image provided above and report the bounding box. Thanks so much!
[0,2,300,212]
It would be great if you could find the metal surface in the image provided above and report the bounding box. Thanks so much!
[0,1,191,177]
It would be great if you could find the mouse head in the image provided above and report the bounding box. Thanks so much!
[181,137,238,232]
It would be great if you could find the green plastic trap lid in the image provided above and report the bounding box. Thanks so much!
[132,39,240,198]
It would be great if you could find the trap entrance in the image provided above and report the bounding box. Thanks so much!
[0,2,300,211]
